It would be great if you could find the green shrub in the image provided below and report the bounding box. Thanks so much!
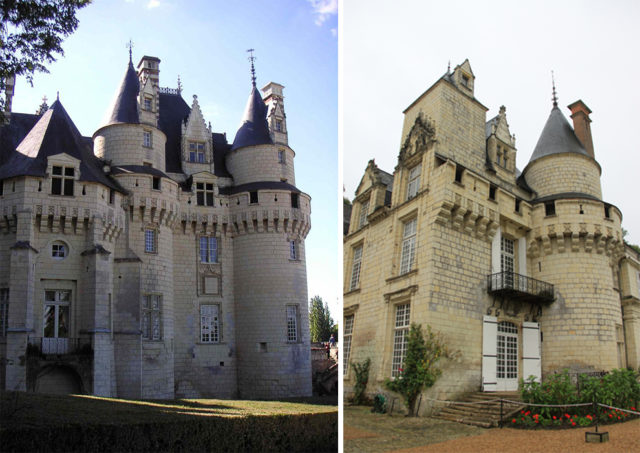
[372,394,387,414]
[351,358,371,405]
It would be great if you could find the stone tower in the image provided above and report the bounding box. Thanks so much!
[226,70,312,398]
[521,95,625,374]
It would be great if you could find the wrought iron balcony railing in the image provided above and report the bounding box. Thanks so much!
[487,271,555,304]
[27,337,93,356]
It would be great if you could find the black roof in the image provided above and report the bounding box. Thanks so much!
[0,112,39,167]
[219,180,301,196]
[527,106,590,165]
[231,85,273,151]
[0,100,124,192]
[104,61,140,126]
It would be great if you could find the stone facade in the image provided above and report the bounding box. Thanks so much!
[343,60,640,412]
[0,53,312,399]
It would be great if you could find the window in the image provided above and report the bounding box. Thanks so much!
[51,241,67,259]
[144,97,152,111]
[501,236,515,287]
[51,166,74,196]
[143,131,152,147]
[489,184,497,201]
[515,198,521,213]
[289,240,297,260]
[200,305,220,343]
[461,74,470,87]
[145,228,157,253]
[275,119,283,132]
[152,176,161,190]
[43,290,70,353]
[391,303,410,377]
[604,205,611,219]
[195,182,214,206]
[278,149,285,163]
[455,164,464,183]
[142,294,162,341]
[407,165,421,200]
[286,305,298,342]
[545,201,556,216]
[0,180,3,196]
[250,191,259,204]
[358,199,369,228]
[343,314,354,375]
[400,218,417,275]
[189,142,205,163]
[503,154,508,168]
[496,147,502,165]
[291,193,299,209]
[0,288,8,337]
[199,236,218,263]
[109,188,115,204]
[350,245,363,291]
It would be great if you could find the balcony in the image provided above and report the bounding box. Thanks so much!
[487,272,554,304]
[27,337,93,356]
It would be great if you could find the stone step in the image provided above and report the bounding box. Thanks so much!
[434,392,526,429]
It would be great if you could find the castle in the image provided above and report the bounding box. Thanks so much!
[343,60,640,406]
[0,52,312,399]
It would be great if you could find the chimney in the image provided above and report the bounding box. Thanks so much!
[4,75,15,119]
[567,100,594,158]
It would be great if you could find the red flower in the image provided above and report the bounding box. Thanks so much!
[398,368,403,372]
[631,407,636,411]
[525,411,530,416]
[533,414,539,419]
[586,415,592,420]
[617,416,621,420]
[565,413,571,419]
[535,420,539,424]
[608,414,613,418]
[552,416,557,420]
[512,418,516,423]
[571,422,576,426]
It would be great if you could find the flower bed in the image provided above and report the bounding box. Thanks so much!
[511,406,638,428]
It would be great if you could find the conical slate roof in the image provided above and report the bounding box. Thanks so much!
[104,60,140,126]
[527,106,590,164]
[0,100,123,191]
[231,85,273,151]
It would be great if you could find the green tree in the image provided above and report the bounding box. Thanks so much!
[384,324,455,416]
[309,295,334,342]
[1,0,91,116]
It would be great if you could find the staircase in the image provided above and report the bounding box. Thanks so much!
[435,391,525,428]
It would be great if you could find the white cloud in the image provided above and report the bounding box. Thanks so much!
[330,28,337,37]
[147,0,160,8]
[308,0,338,26]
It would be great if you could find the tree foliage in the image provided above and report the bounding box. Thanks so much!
[1,0,90,113]
[384,324,455,416]
[309,295,334,342]
[351,358,370,405]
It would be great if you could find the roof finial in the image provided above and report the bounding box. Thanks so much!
[447,60,451,73]
[126,39,134,63]
[247,48,256,87]
[177,75,182,94]
[56,91,59,101]
[551,70,558,108]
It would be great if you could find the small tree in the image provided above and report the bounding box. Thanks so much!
[309,295,334,342]
[351,358,370,405]
[384,324,454,416]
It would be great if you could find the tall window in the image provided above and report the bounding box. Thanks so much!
[275,119,283,132]
[501,236,515,287]
[358,199,369,228]
[278,149,285,163]
[391,303,410,377]
[142,294,162,340]
[145,229,157,253]
[199,236,218,263]
[289,240,297,260]
[200,305,220,343]
[291,193,299,209]
[196,182,214,206]
[350,245,363,291]
[43,290,70,354]
[51,166,74,196]
[343,314,354,375]
[400,218,417,274]
[407,164,421,200]
[144,97,152,111]
[143,131,152,147]
[0,289,8,337]
[189,142,205,163]
[286,305,298,342]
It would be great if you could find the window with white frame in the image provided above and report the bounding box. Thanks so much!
[144,228,157,253]
[0,288,8,337]
[43,290,70,352]
[51,241,67,259]
[143,131,152,148]
[343,314,354,375]
[199,236,218,263]
[391,303,411,377]
[142,294,162,340]
[189,142,206,163]
[400,218,417,274]
[196,182,215,206]
[350,245,363,291]
[286,305,299,342]
[200,304,220,343]
[289,240,298,260]
[358,199,369,228]
[407,164,421,200]
[51,165,74,196]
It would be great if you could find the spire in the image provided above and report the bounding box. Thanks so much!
[247,48,256,87]
[551,71,558,108]
[447,60,451,74]
[231,85,273,151]
[103,55,140,126]
[127,39,134,63]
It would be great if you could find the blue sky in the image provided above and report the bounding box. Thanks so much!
[11,0,339,320]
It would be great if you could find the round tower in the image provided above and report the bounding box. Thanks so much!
[522,95,625,375]
[227,67,312,398]
[93,54,178,399]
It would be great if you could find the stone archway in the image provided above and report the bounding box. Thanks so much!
[35,365,84,395]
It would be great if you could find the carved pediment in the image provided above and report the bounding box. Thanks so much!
[399,112,436,163]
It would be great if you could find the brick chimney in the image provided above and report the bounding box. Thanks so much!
[567,100,594,158]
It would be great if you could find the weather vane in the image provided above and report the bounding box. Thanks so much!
[127,39,134,62]
[551,70,558,108]
[247,48,256,86]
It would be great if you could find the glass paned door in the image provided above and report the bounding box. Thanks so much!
[496,321,518,391]
[42,290,71,354]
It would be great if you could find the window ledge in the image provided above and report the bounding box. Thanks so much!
[344,288,361,297]
[386,268,418,283]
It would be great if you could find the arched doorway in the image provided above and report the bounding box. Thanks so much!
[35,365,83,395]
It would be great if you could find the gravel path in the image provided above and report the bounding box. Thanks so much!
[345,405,640,453]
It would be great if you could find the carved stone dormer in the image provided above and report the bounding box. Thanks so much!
[262,82,287,146]
[181,94,213,177]
[452,59,475,97]
[137,56,161,127]
[486,105,517,174]
[398,112,436,167]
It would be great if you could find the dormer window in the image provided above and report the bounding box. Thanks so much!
[51,166,74,196]
[275,120,283,132]
[189,142,205,163]
[461,73,470,87]
[196,182,214,206]
[144,97,152,111]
